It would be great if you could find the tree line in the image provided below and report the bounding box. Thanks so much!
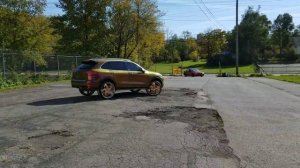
[162,7,300,66]
[0,0,164,68]
[1,1,300,70]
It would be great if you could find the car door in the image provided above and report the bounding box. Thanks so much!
[101,61,130,88]
[125,62,149,88]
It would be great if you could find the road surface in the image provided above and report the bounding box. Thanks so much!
[0,76,300,168]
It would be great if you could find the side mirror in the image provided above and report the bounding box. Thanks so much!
[140,68,145,73]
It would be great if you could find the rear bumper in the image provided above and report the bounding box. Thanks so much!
[71,79,99,89]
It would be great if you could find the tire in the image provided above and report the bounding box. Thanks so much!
[99,81,116,99]
[79,88,95,96]
[146,80,162,96]
[130,89,141,93]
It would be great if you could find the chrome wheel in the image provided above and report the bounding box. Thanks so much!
[146,80,162,96]
[79,88,95,96]
[99,81,115,99]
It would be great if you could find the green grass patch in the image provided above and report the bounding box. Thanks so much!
[266,75,300,84]
[0,73,71,92]
[149,60,255,74]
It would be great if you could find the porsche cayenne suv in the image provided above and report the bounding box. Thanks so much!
[71,58,164,99]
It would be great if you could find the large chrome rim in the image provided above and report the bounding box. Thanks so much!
[100,82,115,99]
[146,81,161,96]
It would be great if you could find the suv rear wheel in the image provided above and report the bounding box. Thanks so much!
[99,81,116,99]
[146,80,162,96]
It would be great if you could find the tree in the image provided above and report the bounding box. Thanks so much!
[0,0,56,68]
[54,0,110,56]
[198,29,227,65]
[293,25,300,37]
[107,0,162,61]
[230,7,271,64]
[272,13,295,57]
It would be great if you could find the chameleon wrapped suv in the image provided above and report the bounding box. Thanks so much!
[71,58,164,99]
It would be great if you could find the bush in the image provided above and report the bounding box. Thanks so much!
[0,72,71,90]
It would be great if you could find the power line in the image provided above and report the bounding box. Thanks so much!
[192,0,220,29]
[198,0,226,29]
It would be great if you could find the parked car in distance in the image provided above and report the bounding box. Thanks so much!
[71,58,164,99]
[183,68,204,77]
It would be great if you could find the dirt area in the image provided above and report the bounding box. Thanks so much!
[0,84,240,168]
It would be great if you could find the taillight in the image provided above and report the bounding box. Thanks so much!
[86,71,98,81]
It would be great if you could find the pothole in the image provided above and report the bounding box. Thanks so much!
[119,106,241,165]
[26,130,74,151]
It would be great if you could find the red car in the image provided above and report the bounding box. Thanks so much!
[184,68,204,77]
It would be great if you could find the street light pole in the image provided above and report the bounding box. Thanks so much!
[236,0,239,76]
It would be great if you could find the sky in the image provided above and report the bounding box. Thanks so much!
[45,0,300,37]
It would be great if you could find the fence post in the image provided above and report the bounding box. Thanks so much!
[2,41,5,80]
[75,56,78,66]
[271,67,273,74]
[2,53,5,80]
[56,55,60,76]
[33,57,36,78]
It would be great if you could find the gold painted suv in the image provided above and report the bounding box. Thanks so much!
[71,58,164,99]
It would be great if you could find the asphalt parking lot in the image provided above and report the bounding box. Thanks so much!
[1,76,300,168]
[0,78,239,168]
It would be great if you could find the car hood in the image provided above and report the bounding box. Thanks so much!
[145,70,163,78]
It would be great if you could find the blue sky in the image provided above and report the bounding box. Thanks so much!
[45,0,300,37]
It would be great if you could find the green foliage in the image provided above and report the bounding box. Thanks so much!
[267,75,300,84]
[198,29,229,66]
[198,29,227,58]
[0,73,71,90]
[53,0,164,65]
[0,1,57,68]
[53,0,110,56]
[190,51,199,62]
[230,7,271,64]
[271,13,296,61]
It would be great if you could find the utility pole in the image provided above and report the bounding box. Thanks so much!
[235,0,239,76]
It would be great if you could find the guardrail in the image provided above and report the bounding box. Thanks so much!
[258,64,300,74]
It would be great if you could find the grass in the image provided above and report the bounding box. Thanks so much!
[0,80,70,92]
[266,75,300,84]
[149,60,255,74]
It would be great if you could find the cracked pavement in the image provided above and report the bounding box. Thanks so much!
[1,76,300,168]
[0,80,239,168]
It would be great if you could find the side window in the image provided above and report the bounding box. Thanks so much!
[125,62,142,71]
[101,61,126,70]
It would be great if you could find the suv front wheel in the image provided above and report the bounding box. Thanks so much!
[146,80,162,96]
[99,81,116,99]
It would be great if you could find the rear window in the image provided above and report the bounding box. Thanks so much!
[76,61,97,70]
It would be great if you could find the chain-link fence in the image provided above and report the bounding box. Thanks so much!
[0,53,93,80]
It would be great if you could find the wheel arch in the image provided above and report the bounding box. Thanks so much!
[99,78,116,88]
[151,77,163,87]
